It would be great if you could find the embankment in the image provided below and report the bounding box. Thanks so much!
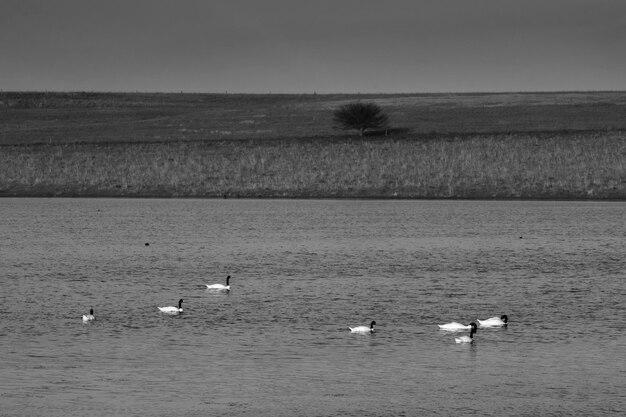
[1,131,625,199]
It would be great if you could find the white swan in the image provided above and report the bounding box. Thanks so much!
[206,275,231,291]
[82,308,95,322]
[455,322,477,343]
[349,321,376,333]
[477,314,508,328]
[158,299,183,314]
[438,321,472,331]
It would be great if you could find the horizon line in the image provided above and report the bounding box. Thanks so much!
[2,89,625,96]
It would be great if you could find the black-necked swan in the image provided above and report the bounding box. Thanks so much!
[206,275,231,291]
[438,321,472,331]
[477,314,508,327]
[82,308,95,322]
[158,299,183,314]
[455,322,477,343]
[349,321,376,333]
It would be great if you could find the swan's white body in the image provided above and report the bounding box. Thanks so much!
[477,315,508,328]
[454,323,477,343]
[455,335,473,343]
[438,322,471,331]
[158,299,183,314]
[206,275,231,291]
[349,321,376,333]
[82,309,95,322]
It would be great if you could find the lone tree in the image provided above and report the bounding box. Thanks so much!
[333,102,389,136]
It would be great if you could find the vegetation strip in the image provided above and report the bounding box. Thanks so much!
[2,132,625,199]
[2,91,625,199]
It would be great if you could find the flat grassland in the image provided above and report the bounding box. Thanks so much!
[1,91,625,198]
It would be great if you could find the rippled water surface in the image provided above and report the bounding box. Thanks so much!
[1,199,625,416]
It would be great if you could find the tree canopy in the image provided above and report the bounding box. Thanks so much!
[333,102,389,136]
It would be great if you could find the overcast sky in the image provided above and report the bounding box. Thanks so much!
[1,0,625,93]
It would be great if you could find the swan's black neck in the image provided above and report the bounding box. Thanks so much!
[89,309,93,315]
[178,299,183,308]
[469,322,477,337]
[226,275,230,285]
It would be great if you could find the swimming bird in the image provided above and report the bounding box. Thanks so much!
[82,308,95,322]
[349,321,376,334]
[477,314,508,327]
[438,321,473,331]
[206,275,231,291]
[158,299,183,314]
[455,322,477,343]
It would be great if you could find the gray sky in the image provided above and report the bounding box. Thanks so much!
[2,0,625,93]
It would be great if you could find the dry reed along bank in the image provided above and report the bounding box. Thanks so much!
[1,132,625,199]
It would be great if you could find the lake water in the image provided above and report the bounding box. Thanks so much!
[1,199,624,416]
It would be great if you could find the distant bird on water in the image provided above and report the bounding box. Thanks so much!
[349,321,376,334]
[206,275,231,291]
[82,308,95,322]
[477,315,508,328]
[455,322,477,343]
[158,299,183,314]
[438,321,473,331]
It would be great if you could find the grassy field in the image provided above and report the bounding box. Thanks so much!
[1,91,625,199]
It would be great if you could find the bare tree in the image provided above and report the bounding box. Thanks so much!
[333,102,389,136]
